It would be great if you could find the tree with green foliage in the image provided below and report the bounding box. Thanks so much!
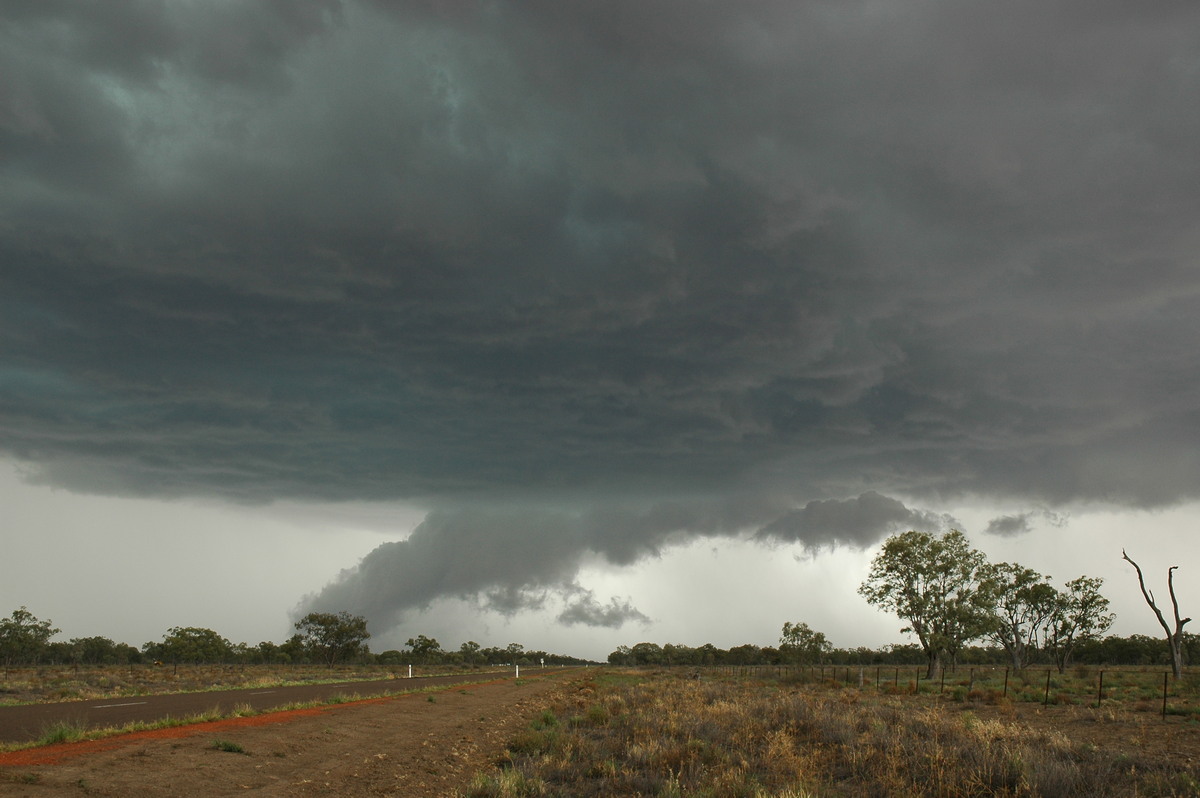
[459,640,483,665]
[148,627,235,670]
[1045,575,1114,673]
[859,529,995,678]
[0,607,60,669]
[295,611,370,668]
[981,562,1057,671]
[779,621,832,665]
[404,634,443,665]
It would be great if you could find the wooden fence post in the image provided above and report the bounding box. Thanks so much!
[1163,672,1169,718]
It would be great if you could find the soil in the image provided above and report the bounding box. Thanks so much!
[0,672,589,797]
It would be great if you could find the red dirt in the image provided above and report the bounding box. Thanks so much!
[0,672,587,796]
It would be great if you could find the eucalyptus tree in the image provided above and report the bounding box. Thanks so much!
[859,529,995,679]
[296,611,371,668]
[981,562,1057,671]
[0,606,60,670]
[779,621,833,665]
[1045,575,1114,673]
[147,627,235,673]
[403,633,443,665]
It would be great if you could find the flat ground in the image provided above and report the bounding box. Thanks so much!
[0,671,587,797]
[937,696,1200,770]
[2,671,1198,796]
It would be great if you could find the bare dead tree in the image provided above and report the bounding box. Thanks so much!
[1122,549,1191,678]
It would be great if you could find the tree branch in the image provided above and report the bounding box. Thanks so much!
[1167,565,1192,635]
[1123,549,1173,638]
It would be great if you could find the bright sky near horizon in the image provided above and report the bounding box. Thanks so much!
[3,2,1200,662]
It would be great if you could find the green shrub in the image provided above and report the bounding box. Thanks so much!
[211,739,246,754]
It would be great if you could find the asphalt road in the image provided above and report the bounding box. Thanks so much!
[0,671,518,744]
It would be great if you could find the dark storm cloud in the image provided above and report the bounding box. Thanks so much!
[299,491,946,625]
[558,589,650,629]
[5,2,1200,631]
[757,492,956,548]
[985,509,1069,537]
[986,514,1034,538]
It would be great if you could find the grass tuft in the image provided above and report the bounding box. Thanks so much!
[211,738,247,754]
[37,719,88,746]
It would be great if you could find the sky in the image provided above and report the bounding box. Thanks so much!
[2,1,1200,662]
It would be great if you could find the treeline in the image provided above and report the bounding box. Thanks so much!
[607,633,1200,669]
[0,606,590,669]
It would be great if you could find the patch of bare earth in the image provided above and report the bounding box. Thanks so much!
[0,673,587,797]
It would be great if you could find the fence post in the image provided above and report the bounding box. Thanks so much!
[1002,668,1009,698]
[1163,672,1169,718]
[1043,669,1051,706]
[1097,670,1104,707]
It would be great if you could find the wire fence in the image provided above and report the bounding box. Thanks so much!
[697,664,1200,717]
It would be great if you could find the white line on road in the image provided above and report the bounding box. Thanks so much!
[91,702,148,708]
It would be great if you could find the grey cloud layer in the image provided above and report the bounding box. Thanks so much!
[299,493,917,625]
[4,2,1200,630]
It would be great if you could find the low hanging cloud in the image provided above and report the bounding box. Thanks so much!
[756,492,957,548]
[558,588,650,629]
[985,508,1071,537]
[986,514,1034,537]
[299,491,943,634]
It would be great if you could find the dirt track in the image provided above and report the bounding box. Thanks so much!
[0,670,589,796]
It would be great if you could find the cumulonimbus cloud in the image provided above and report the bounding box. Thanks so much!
[4,1,1200,641]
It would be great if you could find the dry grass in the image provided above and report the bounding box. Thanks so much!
[461,671,1200,798]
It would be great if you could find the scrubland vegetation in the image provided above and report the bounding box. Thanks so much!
[464,669,1200,798]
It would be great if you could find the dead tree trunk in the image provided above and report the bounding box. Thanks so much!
[1123,549,1190,679]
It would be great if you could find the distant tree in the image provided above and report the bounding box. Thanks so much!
[607,645,633,666]
[695,643,720,666]
[253,641,281,665]
[662,643,698,666]
[859,529,995,678]
[1123,550,1191,678]
[628,642,664,666]
[459,640,483,666]
[377,649,405,665]
[278,633,309,664]
[295,612,370,668]
[0,607,60,669]
[67,636,127,665]
[404,634,443,665]
[1044,576,1114,673]
[981,563,1057,671]
[150,627,235,671]
[725,644,763,666]
[779,621,833,665]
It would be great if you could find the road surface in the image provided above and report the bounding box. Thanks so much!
[0,670,518,744]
